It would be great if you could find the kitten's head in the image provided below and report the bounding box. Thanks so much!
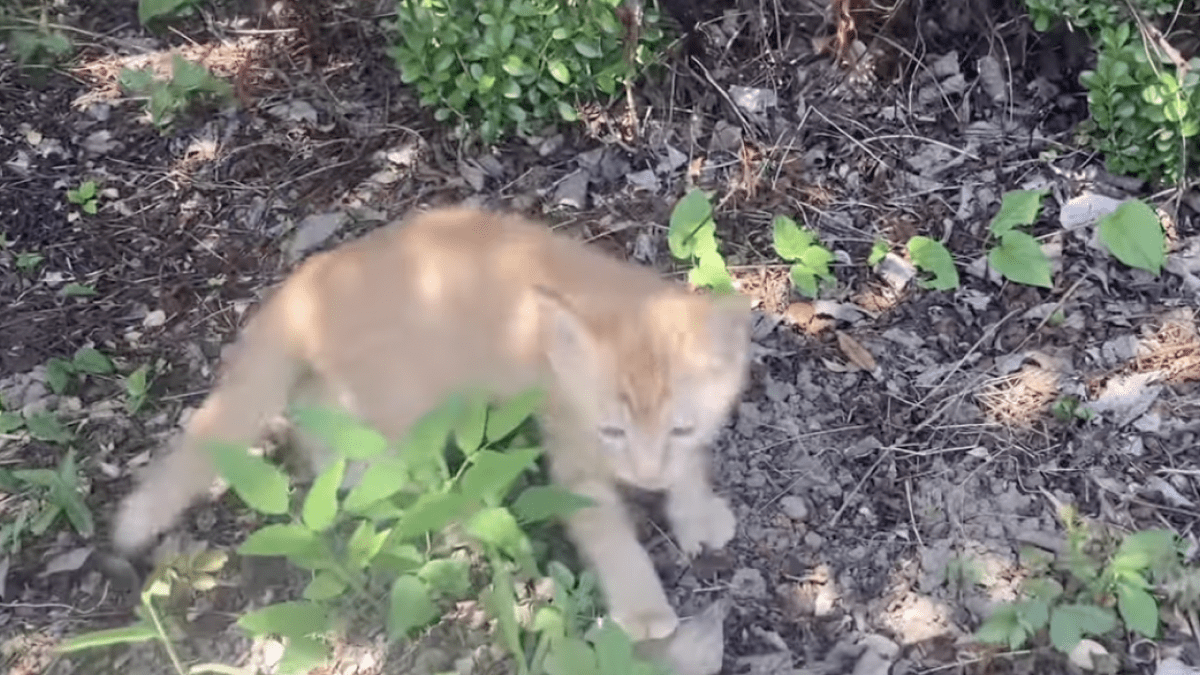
[536,287,751,490]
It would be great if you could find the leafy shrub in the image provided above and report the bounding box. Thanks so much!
[59,391,669,675]
[1024,0,1198,185]
[388,0,665,143]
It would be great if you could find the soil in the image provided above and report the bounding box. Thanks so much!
[2,1,1199,675]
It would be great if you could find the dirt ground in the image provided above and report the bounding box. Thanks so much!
[2,1,1200,674]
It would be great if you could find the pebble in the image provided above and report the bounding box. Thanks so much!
[730,567,767,599]
[779,496,809,521]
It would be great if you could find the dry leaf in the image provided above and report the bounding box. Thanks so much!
[836,330,877,371]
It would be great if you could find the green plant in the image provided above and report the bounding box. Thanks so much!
[907,236,959,291]
[0,449,94,553]
[57,547,229,674]
[667,189,735,294]
[1097,199,1165,275]
[1051,395,1095,423]
[118,55,233,130]
[867,240,889,267]
[15,251,44,273]
[60,391,668,675]
[388,0,665,143]
[45,347,115,395]
[986,188,1053,289]
[138,0,205,26]
[0,11,73,81]
[772,215,835,298]
[125,364,153,414]
[1025,0,1197,186]
[67,180,100,215]
[976,505,1187,655]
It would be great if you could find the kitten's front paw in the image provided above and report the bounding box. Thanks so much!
[674,495,736,557]
[613,603,680,642]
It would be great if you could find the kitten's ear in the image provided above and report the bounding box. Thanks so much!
[533,286,598,377]
[706,293,752,365]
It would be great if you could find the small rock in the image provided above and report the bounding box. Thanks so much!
[804,532,824,550]
[780,496,809,521]
[730,567,767,599]
[729,86,778,114]
[553,168,590,210]
[1068,639,1108,671]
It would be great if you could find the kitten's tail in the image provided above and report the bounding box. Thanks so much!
[112,296,304,556]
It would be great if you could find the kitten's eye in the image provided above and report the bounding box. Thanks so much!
[669,426,695,438]
[599,426,627,441]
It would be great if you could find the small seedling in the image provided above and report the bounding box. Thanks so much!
[45,347,115,395]
[118,55,233,130]
[3,22,73,81]
[61,282,97,297]
[1052,395,1094,422]
[125,364,153,414]
[16,251,44,273]
[986,189,1053,289]
[907,236,959,291]
[667,189,735,294]
[772,215,835,298]
[5,449,94,543]
[66,180,100,215]
[867,240,889,267]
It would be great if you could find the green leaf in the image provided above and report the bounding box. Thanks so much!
[988,231,1052,288]
[61,283,97,297]
[459,449,540,503]
[302,458,344,533]
[418,558,472,598]
[574,39,602,59]
[393,492,471,541]
[46,358,74,394]
[210,442,290,515]
[276,635,329,675]
[25,412,72,443]
[302,571,348,601]
[454,391,489,455]
[690,250,735,294]
[290,406,388,460]
[486,389,543,442]
[138,0,198,24]
[465,507,529,558]
[867,240,889,266]
[975,605,1025,650]
[73,347,114,375]
[0,412,23,434]
[1097,200,1165,275]
[342,457,408,514]
[548,60,571,84]
[1116,582,1158,638]
[1112,529,1177,572]
[483,565,524,666]
[54,476,94,537]
[511,485,595,523]
[988,188,1049,237]
[544,636,599,675]
[907,236,960,290]
[589,620,635,675]
[1048,604,1117,653]
[668,189,713,259]
[238,523,319,557]
[772,215,816,260]
[238,601,330,639]
[388,574,436,640]
[799,244,835,279]
[55,622,159,653]
[347,519,390,569]
[789,265,818,298]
